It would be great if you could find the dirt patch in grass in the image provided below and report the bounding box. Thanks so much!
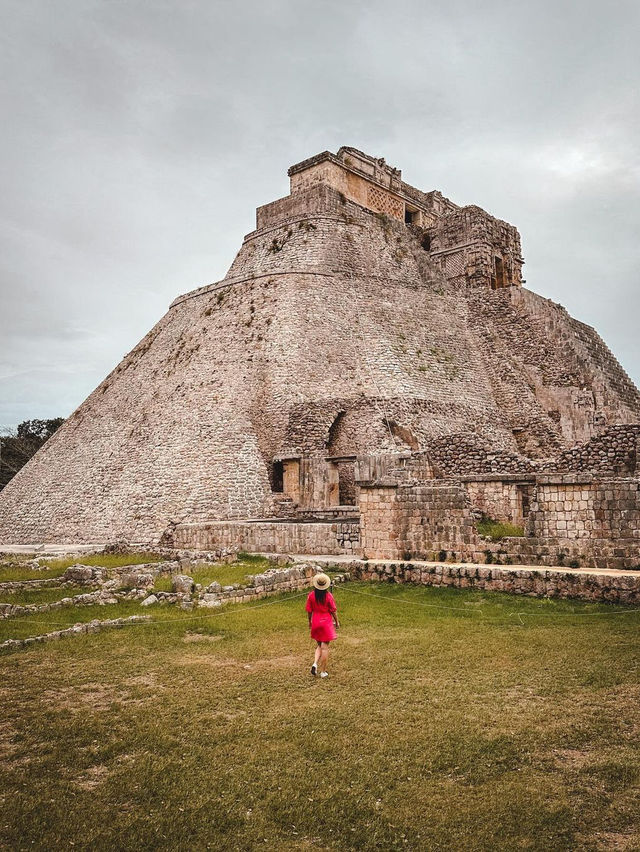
[251,653,302,670]
[0,721,19,759]
[74,764,110,791]
[42,681,145,712]
[182,632,224,643]
[578,831,638,850]
[553,748,592,769]
[123,674,162,689]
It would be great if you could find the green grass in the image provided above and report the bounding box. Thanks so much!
[187,554,278,589]
[0,563,69,582]
[151,575,173,592]
[0,585,89,606]
[477,517,525,540]
[41,552,165,572]
[0,552,164,583]
[1,583,639,850]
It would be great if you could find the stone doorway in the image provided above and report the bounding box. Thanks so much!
[326,456,357,506]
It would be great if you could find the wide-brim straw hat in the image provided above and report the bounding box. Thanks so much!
[312,573,331,590]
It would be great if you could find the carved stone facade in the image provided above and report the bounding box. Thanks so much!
[285,146,523,289]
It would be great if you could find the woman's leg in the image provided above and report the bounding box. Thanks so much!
[319,642,330,673]
[314,642,322,666]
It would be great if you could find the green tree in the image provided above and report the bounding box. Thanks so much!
[0,418,65,490]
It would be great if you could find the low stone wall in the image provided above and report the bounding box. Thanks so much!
[0,615,151,654]
[198,563,349,608]
[0,576,68,593]
[0,588,125,620]
[310,558,640,606]
[359,477,640,570]
[174,520,360,555]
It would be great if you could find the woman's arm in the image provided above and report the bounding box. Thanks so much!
[332,609,340,630]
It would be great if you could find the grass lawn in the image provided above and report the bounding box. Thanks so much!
[0,585,90,606]
[177,553,278,590]
[1,582,639,851]
[0,552,164,583]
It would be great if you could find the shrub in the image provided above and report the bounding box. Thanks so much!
[476,516,525,541]
[438,550,447,562]
[568,559,581,569]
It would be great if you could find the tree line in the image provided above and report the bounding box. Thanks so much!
[0,419,65,490]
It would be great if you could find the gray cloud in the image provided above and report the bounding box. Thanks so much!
[1,0,639,427]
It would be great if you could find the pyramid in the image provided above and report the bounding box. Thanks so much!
[1,147,639,545]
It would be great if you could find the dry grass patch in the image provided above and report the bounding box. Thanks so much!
[182,631,224,643]
[74,764,110,791]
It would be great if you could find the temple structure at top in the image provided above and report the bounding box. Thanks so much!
[257,145,524,290]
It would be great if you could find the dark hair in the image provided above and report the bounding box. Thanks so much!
[314,587,328,605]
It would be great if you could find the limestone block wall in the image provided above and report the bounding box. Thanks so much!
[359,477,640,569]
[174,520,360,555]
[464,477,532,526]
[256,184,343,229]
[359,483,478,561]
[429,205,523,288]
[426,433,535,476]
[288,150,405,221]
[467,286,640,455]
[529,477,640,542]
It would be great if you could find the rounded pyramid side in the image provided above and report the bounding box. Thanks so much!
[0,292,275,545]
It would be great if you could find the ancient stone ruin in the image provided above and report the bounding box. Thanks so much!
[1,146,639,569]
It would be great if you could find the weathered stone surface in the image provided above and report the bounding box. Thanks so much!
[119,572,155,590]
[140,594,158,607]
[172,575,194,594]
[63,564,107,585]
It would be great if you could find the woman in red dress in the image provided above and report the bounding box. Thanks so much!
[306,573,340,679]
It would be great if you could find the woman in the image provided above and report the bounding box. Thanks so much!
[306,573,340,678]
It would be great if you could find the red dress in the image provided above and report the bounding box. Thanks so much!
[306,590,338,642]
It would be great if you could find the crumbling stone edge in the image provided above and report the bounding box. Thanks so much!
[0,615,151,654]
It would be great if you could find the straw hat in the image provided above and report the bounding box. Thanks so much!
[312,572,331,590]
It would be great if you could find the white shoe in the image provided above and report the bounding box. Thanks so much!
[311,663,317,676]
[320,671,329,679]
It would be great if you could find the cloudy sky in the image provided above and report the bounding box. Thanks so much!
[1,0,638,429]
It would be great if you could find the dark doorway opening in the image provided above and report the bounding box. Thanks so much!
[404,206,419,225]
[494,255,505,288]
[272,461,283,493]
[338,460,356,506]
[421,233,431,251]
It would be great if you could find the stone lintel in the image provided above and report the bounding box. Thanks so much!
[458,474,537,483]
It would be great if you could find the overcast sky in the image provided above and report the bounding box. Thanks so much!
[1,0,639,429]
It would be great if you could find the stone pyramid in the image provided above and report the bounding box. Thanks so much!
[1,147,638,545]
